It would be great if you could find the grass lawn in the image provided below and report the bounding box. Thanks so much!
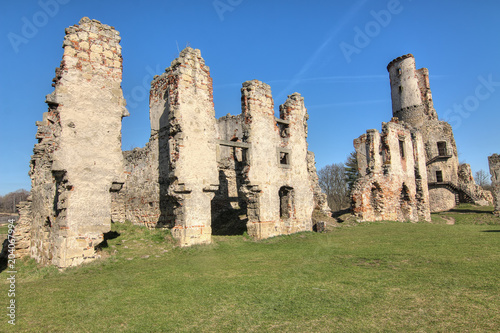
[1,205,499,332]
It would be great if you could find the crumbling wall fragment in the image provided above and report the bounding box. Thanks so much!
[153,47,219,246]
[29,17,127,267]
[457,163,493,206]
[488,154,500,216]
[12,200,32,258]
[307,151,331,215]
[240,81,314,238]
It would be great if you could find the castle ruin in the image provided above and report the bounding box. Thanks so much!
[17,18,329,267]
[13,19,495,268]
[352,54,492,221]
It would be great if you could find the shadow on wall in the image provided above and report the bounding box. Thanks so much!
[158,89,176,229]
[210,166,248,236]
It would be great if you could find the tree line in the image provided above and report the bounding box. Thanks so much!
[0,189,30,213]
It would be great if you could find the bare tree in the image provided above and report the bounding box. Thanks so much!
[475,169,492,190]
[318,163,350,212]
[0,189,30,213]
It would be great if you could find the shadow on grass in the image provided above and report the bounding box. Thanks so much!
[481,230,500,233]
[95,230,121,250]
[446,208,494,215]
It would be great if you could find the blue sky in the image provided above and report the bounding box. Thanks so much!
[1,0,499,195]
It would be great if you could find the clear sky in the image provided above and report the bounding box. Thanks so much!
[1,0,499,195]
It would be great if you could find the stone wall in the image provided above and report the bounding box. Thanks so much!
[114,49,321,244]
[13,201,32,258]
[28,17,127,267]
[488,154,500,215]
[352,120,431,222]
[239,82,314,238]
[24,19,328,262]
[307,151,331,215]
[457,163,493,206]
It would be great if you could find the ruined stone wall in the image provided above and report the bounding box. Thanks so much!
[115,48,321,243]
[13,201,32,258]
[352,120,431,222]
[112,141,161,227]
[419,118,460,212]
[488,154,500,215]
[306,151,331,215]
[151,47,219,246]
[457,163,493,206]
[29,18,127,267]
[238,81,314,238]
[211,114,248,234]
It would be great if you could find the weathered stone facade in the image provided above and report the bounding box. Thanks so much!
[26,18,128,267]
[354,54,492,219]
[488,154,500,216]
[387,54,461,212]
[352,120,431,222]
[114,51,319,244]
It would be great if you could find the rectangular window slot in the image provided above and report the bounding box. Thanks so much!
[399,139,405,158]
[436,170,443,183]
[437,141,447,156]
[277,148,292,168]
[280,152,289,165]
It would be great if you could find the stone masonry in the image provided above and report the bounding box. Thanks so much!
[352,119,431,222]
[112,48,321,245]
[457,163,493,206]
[488,154,500,216]
[18,18,330,265]
[26,18,128,267]
[387,54,460,212]
[386,54,490,212]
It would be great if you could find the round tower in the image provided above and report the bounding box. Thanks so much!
[387,54,427,127]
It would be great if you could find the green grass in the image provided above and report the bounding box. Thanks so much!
[1,206,499,332]
[0,224,10,235]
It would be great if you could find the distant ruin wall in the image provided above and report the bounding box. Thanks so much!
[307,151,331,215]
[457,163,493,206]
[112,140,161,227]
[29,17,127,267]
[352,120,431,222]
[13,201,32,258]
[488,154,500,215]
